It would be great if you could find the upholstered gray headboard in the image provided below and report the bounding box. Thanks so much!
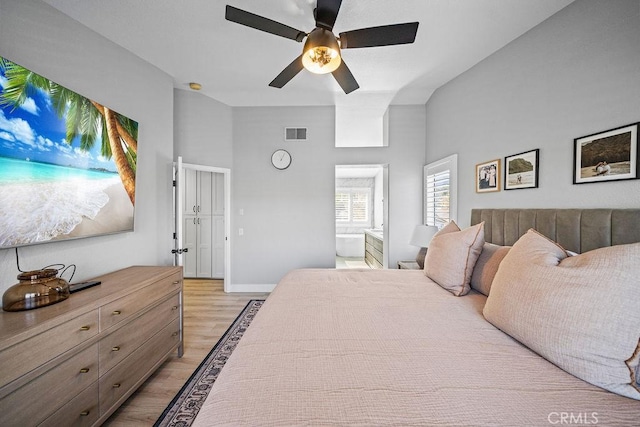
[470,209,640,253]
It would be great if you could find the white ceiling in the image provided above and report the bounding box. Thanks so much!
[42,0,574,107]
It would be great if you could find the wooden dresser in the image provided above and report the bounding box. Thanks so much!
[0,266,183,426]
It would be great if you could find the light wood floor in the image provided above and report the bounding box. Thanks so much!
[103,279,269,426]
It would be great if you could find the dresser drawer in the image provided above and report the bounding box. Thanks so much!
[40,381,99,427]
[100,272,182,331]
[0,310,98,387]
[99,318,180,414]
[99,292,180,376]
[0,343,98,426]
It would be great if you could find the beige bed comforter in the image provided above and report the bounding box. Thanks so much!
[193,269,640,426]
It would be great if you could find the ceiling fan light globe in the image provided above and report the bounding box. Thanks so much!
[302,46,341,74]
[302,28,342,74]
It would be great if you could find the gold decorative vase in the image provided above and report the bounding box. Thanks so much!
[2,269,70,312]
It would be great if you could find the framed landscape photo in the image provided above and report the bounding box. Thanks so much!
[504,149,539,190]
[476,159,500,193]
[573,123,639,184]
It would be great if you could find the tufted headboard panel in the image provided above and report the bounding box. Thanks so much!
[470,209,640,253]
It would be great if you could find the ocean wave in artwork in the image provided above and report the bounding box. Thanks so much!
[0,176,119,246]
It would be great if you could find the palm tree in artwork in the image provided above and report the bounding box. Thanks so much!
[0,58,138,205]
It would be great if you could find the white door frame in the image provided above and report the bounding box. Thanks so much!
[335,163,389,268]
[177,160,231,292]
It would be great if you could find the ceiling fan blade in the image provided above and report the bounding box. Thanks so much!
[340,22,419,49]
[269,55,304,88]
[332,60,359,94]
[315,0,342,31]
[226,5,306,42]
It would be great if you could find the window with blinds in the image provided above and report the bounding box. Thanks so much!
[335,192,350,222]
[424,154,458,228]
[335,189,370,224]
[425,170,450,228]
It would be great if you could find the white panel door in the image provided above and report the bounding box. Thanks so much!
[196,216,213,277]
[197,171,213,215]
[183,216,197,277]
[183,168,198,216]
[213,173,225,216]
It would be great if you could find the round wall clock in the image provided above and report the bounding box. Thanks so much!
[271,149,291,170]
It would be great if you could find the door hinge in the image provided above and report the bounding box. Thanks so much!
[173,232,176,239]
[172,180,176,187]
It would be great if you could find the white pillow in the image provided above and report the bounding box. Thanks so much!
[483,229,640,399]
[424,221,485,296]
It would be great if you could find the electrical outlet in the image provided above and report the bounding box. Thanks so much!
[239,228,244,236]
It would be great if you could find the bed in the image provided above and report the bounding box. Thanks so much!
[193,209,640,426]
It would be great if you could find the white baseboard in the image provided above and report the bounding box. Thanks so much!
[227,283,276,293]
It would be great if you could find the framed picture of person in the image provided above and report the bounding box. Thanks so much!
[573,123,639,184]
[504,149,539,190]
[476,159,501,193]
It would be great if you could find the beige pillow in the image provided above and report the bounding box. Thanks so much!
[470,243,510,296]
[483,229,640,400]
[424,221,485,296]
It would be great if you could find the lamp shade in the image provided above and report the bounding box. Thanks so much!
[409,225,439,248]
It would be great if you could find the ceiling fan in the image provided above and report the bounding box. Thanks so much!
[225,1,419,94]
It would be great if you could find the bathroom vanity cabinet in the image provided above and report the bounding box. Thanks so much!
[364,230,383,269]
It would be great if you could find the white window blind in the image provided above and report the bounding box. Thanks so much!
[351,192,368,222]
[335,192,350,222]
[335,189,370,224]
[424,154,458,228]
[425,170,450,227]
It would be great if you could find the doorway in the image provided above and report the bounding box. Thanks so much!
[335,164,388,269]
[174,158,231,291]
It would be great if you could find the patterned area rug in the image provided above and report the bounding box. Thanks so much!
[154,299,264,427]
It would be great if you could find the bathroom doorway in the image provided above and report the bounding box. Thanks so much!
[335,164,388,269]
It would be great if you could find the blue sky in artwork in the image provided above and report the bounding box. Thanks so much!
[0,61,117,172]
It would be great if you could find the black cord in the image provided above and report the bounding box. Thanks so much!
[61,264,76,283]
[15,247,77,282]
[15,247,23,272]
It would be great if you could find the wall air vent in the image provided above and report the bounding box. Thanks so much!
[284,127,307,141]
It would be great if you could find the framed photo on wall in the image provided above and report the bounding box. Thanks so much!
[573,123,639,184]
[504,149,539,190]
[476,159,500,193]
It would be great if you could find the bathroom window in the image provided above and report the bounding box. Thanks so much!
[335,188,370,224]
[424,154,458,228]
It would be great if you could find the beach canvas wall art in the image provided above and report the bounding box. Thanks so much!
[0,56,138,248]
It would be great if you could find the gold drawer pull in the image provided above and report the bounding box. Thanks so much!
[112,346,121,352]
[80,410,90,417]
[79,368,90,373]
[171,305,178,311]
[172,331,179,337]
[112,383,121,388]
[80,326,91,331]
[112,310,122,315]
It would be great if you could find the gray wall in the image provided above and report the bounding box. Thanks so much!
[174,89,233,168]
[0,0,175,294]
[231,105,425,287]
[425,0,640,227]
